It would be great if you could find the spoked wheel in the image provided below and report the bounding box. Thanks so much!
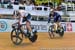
[48,31,54,39]
[48,26,55,39]
[11,29,23,45]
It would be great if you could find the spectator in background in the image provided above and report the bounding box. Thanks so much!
[32,0,35,5]
[1,2,5,8]
[0,14,3,18]
[56,3,62,11]
[0,0,4,3]
[26,0,30,5]
[3,0,10,4]
[23,1,27,6]
[0,0,1,3]
[10,0,15,4]
[0,15,1,18]
[29,0,34,6]
[41,3,45,6]
[7,3,13,9]
[56,2,65,11]
[41,2,53,7]
[19,0,25,5]
[14,0,19,5]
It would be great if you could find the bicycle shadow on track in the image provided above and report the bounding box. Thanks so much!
[19,43,32,46]
[11,42,33,47]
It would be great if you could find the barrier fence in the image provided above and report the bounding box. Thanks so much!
[0,19,74,32]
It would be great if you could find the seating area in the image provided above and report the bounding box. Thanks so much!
[0,0,75,21]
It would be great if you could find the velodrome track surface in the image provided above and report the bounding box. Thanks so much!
[0,32,75,50]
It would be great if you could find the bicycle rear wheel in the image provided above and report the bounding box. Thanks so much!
[28,30,38,43]
[58,27,64,37]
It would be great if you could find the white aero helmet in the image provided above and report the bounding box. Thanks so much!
[19,10,25,13]
[18,9,28,17]
[18,4,25,17]
[18,9,25,17]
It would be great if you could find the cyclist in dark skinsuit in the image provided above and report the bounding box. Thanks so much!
[48,9,61,31]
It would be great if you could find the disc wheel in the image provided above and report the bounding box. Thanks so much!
[58,27,64,37]
[29,34,38,43]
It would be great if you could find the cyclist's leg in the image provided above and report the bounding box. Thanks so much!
[54,22,61,31]
[26,14,33,37]
[54,22,58,31]
[19,17,27,33]
[26,21,33,37]
[57,22,61,29]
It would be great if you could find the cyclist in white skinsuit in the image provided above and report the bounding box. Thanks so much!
[13,3,34,38]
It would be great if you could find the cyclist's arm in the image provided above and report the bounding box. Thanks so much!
[13,11,16,19]
[48,14,51,23]
[13,11,19,19]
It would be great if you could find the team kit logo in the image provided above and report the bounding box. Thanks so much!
[0,21,7,31]
[66,23,72,31]
[61,23,72,32]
